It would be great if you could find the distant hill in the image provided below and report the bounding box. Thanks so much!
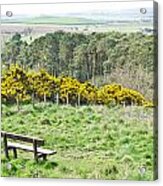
[1,16,100,25]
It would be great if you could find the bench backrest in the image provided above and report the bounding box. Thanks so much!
[1,131,44,146]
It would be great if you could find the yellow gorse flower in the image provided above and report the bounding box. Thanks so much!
[1,65,154,107]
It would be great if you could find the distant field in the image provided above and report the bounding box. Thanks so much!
[1,15,153,47]
[1,16,153,32]
[1,22,153,48]
[1,103,155,180]
[2,16,99,25]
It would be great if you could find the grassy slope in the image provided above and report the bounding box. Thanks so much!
[1,103,154,180]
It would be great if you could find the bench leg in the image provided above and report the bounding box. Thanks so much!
[33,140,38,162]
[42,154,47,161]
[4,134,9,159]
[4,147,9,159]
[13,148,17,159]
[34,154,38,162]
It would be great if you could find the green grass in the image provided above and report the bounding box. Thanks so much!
[1,103,155,180]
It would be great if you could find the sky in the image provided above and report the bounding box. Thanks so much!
[0,0,153,17]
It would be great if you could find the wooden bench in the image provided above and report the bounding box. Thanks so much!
[1,131,57,162]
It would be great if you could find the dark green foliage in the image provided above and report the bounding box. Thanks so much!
[2,31,154,84]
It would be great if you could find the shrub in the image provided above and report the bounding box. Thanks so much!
[1,65,154,107]
[97,84,148,106]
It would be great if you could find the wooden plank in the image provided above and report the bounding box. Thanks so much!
[37,148,57,155]
[1,131,44,146]
[8,142,57,155]
[8,142,34,152]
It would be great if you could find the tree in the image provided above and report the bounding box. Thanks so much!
[87,38,98,85]
[17,41,30,70]
[2,33,23,68]
[73,43,89,81]
[103,58,113,82]
[1,31,155,100]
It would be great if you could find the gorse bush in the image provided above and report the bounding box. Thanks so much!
[1,65,30,110]
[97,84,152,106]
[27,69,59,104]
[59,76,80,105]
[1,32,155,101]
[1,65,153,109]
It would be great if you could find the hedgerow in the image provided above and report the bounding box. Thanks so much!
[1,65,153,109]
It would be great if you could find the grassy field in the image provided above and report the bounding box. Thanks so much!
[1,103,155,180]
[2,16,99,25]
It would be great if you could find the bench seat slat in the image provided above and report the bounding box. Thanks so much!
[8,142,57,155]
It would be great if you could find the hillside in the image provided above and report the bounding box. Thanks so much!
[1,103,154,180]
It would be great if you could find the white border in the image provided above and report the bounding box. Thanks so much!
[0,0,162,186]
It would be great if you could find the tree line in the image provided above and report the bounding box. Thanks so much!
[2,31,154,86]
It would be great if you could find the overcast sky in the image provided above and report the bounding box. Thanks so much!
[1,0,153,16]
